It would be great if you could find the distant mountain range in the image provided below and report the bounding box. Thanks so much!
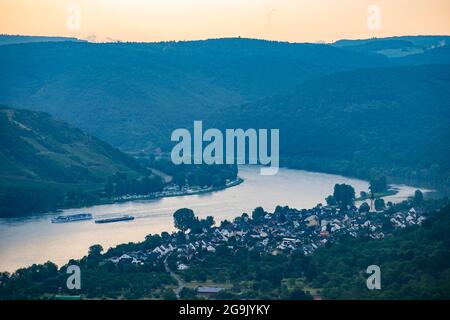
[0,34,84,46]
[333,35,450,58]
[0,37,390,150]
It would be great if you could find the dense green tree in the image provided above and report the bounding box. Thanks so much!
[289,288,313,300]
[200,216,215,229]
[369,176,388,194]
[252,207,266,222]
[162,290,177,300]
[88,245,103,258]
[359,202,370,213]
[179,288,198,299]
[325,195,337,206]
[414,190,424,204]
[143,234,162,250]
[333,184,355,207]
[173,208,197,232]
[375,198,386,211]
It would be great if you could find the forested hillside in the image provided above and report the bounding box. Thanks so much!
[211,64,450,189]
[312,204,450,299]
[0,36,449,192]
[0,38,390,150]
[0,107,153,216]
[0,106,145,182]
[395,45,450,65]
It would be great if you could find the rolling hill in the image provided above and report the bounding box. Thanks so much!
[0,38,390,151]
[210,64,450,189]
[0,106,145,184]
[333,35,450,58]
[0,35,84,46]
[312,203,450,299]
[0,106,148,216]
[394,45,450,65]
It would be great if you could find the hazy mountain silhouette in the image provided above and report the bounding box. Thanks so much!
[211,64,450,187]
[0,37,391,150]
[0,34,84,46]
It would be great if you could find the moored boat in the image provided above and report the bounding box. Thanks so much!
[94,215,135,224]
[51,213,93,223]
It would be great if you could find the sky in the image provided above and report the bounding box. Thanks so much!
[1,0,449,43]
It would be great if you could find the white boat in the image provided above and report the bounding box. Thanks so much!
[51,213,93,223]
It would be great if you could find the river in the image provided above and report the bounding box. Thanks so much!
[0,166,426,272]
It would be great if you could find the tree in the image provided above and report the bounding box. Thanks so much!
[162,289,177,300]
[252,207,266,222]
[325,195,337,206]
[200,216,215,229]
[333,184,356,208]
[359,202,370,213]
[144,234,162,250]
[369,176,387,194]
[179,287,198,299]
[374,198,385,211]
[173,208,197,232]
[220,220,232,228]
[161,231,171,241]
[289,288,313,300]
[414,190,424,204]
[88,244,103,257]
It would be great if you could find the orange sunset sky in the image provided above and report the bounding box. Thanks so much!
[1,0,449,43]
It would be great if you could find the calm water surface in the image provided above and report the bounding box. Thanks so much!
[0,166,426,272]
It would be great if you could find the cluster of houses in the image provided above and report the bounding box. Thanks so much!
[104,203,427,270]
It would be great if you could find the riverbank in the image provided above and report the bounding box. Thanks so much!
[11,177,245,219]
[356,189,398,201]
[60,177,244,213]
[108,177,244,204]
[0,166,429,272]
[0,166,371,272]
[3,193,447,300]
[281,157,446,197]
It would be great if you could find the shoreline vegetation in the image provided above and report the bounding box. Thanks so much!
[110,177,244,203]
[0,106,245,218]
[355,189,398,202]
[0,176,244,219]
[5,159,427,220]
[2,102,442,218]
[48,176,244,215]
[282,157,445,197]
[50,164,419,218]
[9,169,417,219]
